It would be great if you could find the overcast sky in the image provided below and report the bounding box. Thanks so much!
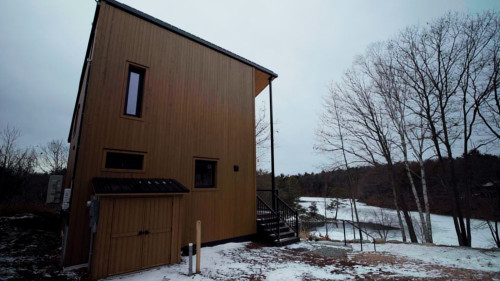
[1,0,498,175]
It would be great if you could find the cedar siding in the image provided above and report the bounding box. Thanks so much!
[64,0,274,272]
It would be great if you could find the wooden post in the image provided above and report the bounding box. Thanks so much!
[196,220,201,273]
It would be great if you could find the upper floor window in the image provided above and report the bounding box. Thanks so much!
[124,65,145,117]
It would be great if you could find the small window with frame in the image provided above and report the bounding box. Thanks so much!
[103,150,145,171]
[194,159,217,188]
[124,65,145,117]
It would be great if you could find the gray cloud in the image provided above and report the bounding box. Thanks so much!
[0,0,498,175]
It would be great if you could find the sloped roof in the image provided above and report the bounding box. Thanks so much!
[103,0,278,78]
[93,177,190,195]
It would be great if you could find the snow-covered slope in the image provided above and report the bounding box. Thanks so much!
[299,197,496,249]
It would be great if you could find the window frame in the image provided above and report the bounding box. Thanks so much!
[193,157,219,190]
[102,149,147,173]
[120,61,148,121]
[124,65,145,117]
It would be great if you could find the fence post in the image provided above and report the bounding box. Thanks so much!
[373,239,376,252]
[343,220,346,246]
[295,212,299,237]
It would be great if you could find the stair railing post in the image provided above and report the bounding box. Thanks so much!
[295,212,299,237]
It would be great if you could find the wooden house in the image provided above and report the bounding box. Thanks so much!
[62,0,298,279]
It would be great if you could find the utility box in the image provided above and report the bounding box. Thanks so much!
[46,175,63,204]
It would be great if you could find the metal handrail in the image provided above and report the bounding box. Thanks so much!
[275,196,299,236]
[343,220,376,240]
[257,196,281,241]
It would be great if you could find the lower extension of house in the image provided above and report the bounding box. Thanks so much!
[62,0,298,279]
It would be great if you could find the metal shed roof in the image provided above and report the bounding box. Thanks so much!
[93,177,190,195]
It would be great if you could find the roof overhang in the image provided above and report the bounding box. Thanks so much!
[93,177,190,196]
[254,69,276,97]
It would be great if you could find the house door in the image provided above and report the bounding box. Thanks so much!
[142,197,173,268]
[107,197,174,276]
[108,198,144,275]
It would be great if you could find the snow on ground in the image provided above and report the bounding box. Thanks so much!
[299,197,496,249]
[102,240,500,281]
[103,242,345,281]
[351,242,500,272]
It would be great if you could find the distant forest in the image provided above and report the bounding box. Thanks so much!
[258,151,499,221]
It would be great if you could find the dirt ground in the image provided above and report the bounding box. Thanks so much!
[0,211,87,281]
[0,212,497,281]
[248,241,499,281]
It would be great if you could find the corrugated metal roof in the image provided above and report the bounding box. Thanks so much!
[93,177,190,195]
[103,0,278,78]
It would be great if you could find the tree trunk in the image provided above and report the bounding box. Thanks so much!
[352,196,363,243]
[401,132,429,243]
[404,160,428,243]
[335,197,339,220]
[324,184,329,239]
[419,159,433,243]
[390,181,407,242]
[388,162,418,243]
[350,198,356,240]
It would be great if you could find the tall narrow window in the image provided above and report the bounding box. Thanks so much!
[124,65,145,117]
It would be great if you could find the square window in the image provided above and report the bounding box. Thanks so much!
[124,65,145,117]
[194,160,216,188]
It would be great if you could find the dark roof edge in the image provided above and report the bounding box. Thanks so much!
[103,0,278,78]
[68,3,101,142]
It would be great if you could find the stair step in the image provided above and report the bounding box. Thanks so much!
[259,225,289,233]
[257,217,280,223]
[269,230,296,239]
[258,221,285,228]
[275,236,300,246]
[257,217,278,223]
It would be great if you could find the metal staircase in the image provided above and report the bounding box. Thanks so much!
[256,195,300,246]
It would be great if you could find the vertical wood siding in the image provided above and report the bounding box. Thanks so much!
[66,2,258,268]
[91,196,183,279]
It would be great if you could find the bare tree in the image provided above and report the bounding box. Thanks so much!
[315,92,364,243]
[472,14,500,140]
[255,102,270,167]
[486,220,500,248]
[0,125,21,170]
[0,125,38,201]
[363,44,433,243]
[0,126,38,175]
[405,113,434,243]
[369,209,395,240]
[39,139,68,174]
[394,12,500,246]
[318,63,418,242]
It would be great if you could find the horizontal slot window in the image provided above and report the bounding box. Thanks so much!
[105,152,144,170]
